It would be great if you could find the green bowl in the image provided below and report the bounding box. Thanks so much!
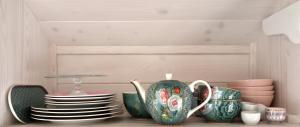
[201,99,241,122]
[197,86,241,100]
[123,92,151,118]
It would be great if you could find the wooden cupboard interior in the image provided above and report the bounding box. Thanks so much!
[1,0,300,126]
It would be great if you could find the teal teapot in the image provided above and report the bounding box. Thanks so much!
[130,73,212,125]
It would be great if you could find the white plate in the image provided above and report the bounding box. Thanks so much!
[46,93,115,98]
[45,101,112,106]
[31,105,119,111]
[31,107,119,114]
[31,115,119,122]
[45,98,114,104]
[31,111,120,118]
[45,95,114,101]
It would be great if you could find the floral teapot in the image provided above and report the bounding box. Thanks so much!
[130,73,212,125]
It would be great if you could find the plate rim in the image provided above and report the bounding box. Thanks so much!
[45,101,112,106]
[31,104,119,111]
[45,95,115,101]
[31,111,120,118]
[31,107,119,114]
[45,93,115,98]
[31,115,118,122]
[45,98,114,104]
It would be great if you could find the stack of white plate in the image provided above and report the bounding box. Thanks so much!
[31,92,122,122]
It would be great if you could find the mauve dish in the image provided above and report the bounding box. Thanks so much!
[240,90,274,96]
[230,86,274,91]
[242,96,274,107]
[228,79,273,87]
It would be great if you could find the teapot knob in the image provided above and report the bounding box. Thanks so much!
[166,73,173,80]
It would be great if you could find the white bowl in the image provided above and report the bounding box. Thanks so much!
[241,111,261,125]
[257,104,267,120]
[241,102,258,111]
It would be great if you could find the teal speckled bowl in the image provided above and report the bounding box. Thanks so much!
[123,92,151,118]
[201,99,241,122]
[197,86,241,100]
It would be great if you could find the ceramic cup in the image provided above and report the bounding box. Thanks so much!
[266,107,286,122]
[241,111,261,125]
[241,102,258,111]
[122,92,151,118]
[201,99,241,122]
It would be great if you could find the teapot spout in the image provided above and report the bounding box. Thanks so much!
[129,80,146,104]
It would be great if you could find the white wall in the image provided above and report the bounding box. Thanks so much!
[255,0,300,117]
[0,0,49,126]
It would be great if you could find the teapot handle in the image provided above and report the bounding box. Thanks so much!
[187,80,212,118]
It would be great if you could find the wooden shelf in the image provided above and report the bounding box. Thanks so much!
[8,116,298,127]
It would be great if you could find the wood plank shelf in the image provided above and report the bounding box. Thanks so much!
[8,116,298,127]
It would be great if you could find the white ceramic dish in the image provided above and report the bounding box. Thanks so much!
[45,95,114,101]
[31,114,120,122]
[45,98,114,104]
[241,102,258,111]
[31,105,119,111]
[31,107,119,114]
[45,92,115,98]
[31,111,120,118]
[45,101,112,106]
[241,111,261,125]
[257,104,267,120]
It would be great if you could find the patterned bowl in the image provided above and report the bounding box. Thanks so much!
[201,100,241,122]
[123,92,151,118]
[196,86,241,100]
[266,107,286,122]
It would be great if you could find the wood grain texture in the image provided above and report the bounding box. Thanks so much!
[56,45,251,55]
[51,45,254,96]
[0,1,49,126]
[282,36,300,116]
[256,0,300,117]
[40,20,263,44]
[24,0,281,21]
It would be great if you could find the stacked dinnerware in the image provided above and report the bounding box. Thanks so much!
[196,86,241,122]
[228,79,274,106]
[30,91,122,122]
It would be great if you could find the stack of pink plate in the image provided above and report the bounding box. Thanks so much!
[228,79,274,106]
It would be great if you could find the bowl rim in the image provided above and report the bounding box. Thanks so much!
[241,111,261,115]
[230,85,274,89]
[232,79,273,82]
[241,101,258,105]
[266,107,286,111]
[213,86,241,92]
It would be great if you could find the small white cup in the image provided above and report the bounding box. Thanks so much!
[241,111,261,125]
[241,102,258,111]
